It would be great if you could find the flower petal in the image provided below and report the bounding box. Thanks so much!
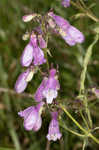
[21,43,34,67]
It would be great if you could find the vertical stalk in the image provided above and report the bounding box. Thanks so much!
[80,34,99,94]
[79,34,99,128]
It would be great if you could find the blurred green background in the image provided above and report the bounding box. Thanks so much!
[0,0,99,150]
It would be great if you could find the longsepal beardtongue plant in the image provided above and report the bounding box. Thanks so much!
[15,0,99,147]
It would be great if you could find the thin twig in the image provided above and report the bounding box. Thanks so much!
[46,140,50,150]
[0,87,34,99]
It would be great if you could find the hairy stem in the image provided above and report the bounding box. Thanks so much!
[71,1,99,22]
[79,34,99,128]
[80,34,99,94]
[60,104,99,144]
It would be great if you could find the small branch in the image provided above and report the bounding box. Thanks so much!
[71,1,99,22]
[0,87,34,99]
[60,104,99,144]
[46,140,50,150]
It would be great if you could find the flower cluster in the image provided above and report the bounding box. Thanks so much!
[15,7,84,142]
[15,30,47,93]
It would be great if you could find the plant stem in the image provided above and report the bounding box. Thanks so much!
[79,34,99,128]
[79,110,89,130]
[60,121,85,137]
[71,1,99,22]
[60,104,99,144]
[60,104,87,133]
[80,34,99,94]
[82,139,87,150]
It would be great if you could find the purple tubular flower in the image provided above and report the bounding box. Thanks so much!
[47,112,62,141]
[43,68,60,104]
[15,68,35,93]
[30,33,46,65]
[22,14,37,22]
[61,0,70,7]
[48,12,84,46]
[33,47,46,65]
[34,77,48,102]
[21,43,34,67]
[48,12,70,31]
[21,32,46,67]
[62,26,84,46]
[30,33,37,48]
[34,68,60,104]
[38,35,47,49]
[18,102,44,131]
[14,69,30,93]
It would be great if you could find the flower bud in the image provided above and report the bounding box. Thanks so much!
[22,14,37,22]
[14,69,30,93]
[48,18,56,29]
[22,32,30,41]
[25,70,35,82]
[92,87,99,98]
[38,35,47,48]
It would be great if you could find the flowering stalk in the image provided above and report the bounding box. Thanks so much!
[41,16,50,70]
[79,34,99,128]
[14,0,99,147]
[79,34,99,94]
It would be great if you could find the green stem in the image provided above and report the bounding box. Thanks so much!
[80,34,99,94]
[79,34,99,128]
[60,104,87,133]
[79,110,89,130]
[60,121,85,137]
[83,139,87,150]
[41,16,50,71]
[60,104,99,144]
[71,1,99,22]
[89,133,99,144]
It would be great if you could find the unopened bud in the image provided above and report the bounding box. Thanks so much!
[22,32,30,40]
[25,70,34,82]
[92,87,99,98]
[48,19,56,29]
[22,13,37,22]
[38,35,47,48]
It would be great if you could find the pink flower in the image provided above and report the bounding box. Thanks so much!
[48,12,84,46]
[21,43,34,67]
[15,68,35,93]
[22,14,37,22]
[47,112,62,141]
[18,102,44,131]
[21,33,46,67]
[34,68,60,104]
